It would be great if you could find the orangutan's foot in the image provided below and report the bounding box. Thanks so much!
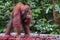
[15,34,21,38]
[24,34,30,37]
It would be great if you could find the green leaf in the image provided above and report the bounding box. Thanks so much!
[46,5,53,14]
[54,4,60,12]
[0,5,5,9]
[35,8,41,13]
[58,8,60,13]
[46,7,50,14]
[5,2,10,7]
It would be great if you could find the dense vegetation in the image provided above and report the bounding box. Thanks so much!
[0,0,60,34]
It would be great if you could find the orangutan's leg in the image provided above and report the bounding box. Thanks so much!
[13,20,22,36]
[5,20,13,35]
[22,24,30,36]
[13,25,21,36]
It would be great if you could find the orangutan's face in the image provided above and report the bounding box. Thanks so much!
[24,5,31,19]
[21,5,31,20]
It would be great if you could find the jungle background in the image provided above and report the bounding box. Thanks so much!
[0,0,60,34]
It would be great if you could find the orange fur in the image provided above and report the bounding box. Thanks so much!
[5,2,32,36]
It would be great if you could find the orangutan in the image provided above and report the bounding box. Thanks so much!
[5,2,32,37]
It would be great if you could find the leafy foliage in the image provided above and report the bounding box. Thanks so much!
[0,0,60,34]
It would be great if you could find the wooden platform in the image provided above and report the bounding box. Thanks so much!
[0,33,60,40]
